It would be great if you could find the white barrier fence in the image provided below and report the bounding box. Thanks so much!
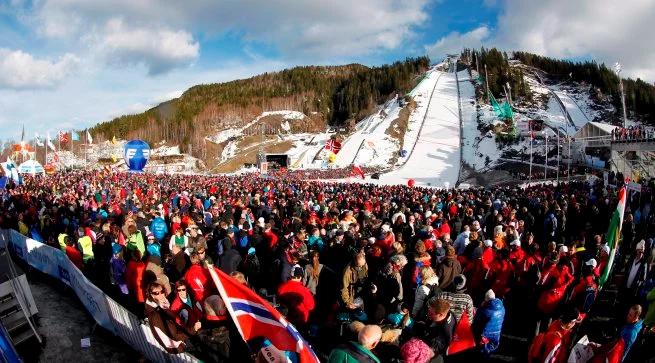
[0,229,199,363]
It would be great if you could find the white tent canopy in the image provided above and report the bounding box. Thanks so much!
[18,159,45,175]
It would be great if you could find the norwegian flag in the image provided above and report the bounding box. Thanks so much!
[324,139,342,154]
[58,131,69,143]
[207,266,320,362]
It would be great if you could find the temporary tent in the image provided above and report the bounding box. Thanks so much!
[18,159,45,175]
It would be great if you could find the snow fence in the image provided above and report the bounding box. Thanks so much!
[0,229,199,363]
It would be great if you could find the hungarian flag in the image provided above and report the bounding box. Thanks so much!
[599,186,627,286]
[325,139,341,154]
[206,266,320,362]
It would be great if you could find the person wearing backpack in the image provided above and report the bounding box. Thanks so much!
[527,307,580,363]
[412,266,440,318]
[568,266,598,321]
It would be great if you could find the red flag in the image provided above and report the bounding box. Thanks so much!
[351,165,365,179]
[325,139,342,154]
[58,131,69,143]
[446,311,476,355]
[207,266,320,362]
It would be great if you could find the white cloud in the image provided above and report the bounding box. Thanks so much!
[425,26,490,60]
[493,0,655,81]
[34,0,431,60]
[100,18,199,75]
[0,48,79,89]
[0,58,286,141]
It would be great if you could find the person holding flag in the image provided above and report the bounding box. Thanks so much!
[204,260,320,363]
[599,186,627,288]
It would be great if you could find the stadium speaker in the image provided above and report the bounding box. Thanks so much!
[371,173,380,179]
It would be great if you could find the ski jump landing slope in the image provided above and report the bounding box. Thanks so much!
[553,90,590,131]
[380,70,461,188]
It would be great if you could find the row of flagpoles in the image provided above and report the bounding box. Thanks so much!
[18,124,94,168]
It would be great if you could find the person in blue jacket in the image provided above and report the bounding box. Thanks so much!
[150,212,168,242]
[472,289,505,355]
[620,304,643,361]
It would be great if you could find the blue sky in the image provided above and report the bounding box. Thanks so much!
[0,0,653,141]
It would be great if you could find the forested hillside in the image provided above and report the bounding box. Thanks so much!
[513,52,655,120]
[91,57,430,148]
[462,48,533,104]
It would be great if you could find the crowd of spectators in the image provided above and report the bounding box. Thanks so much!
[611,126,655,142]
[1,170,655,362]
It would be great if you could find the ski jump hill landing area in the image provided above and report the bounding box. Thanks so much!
[379,70,461,188]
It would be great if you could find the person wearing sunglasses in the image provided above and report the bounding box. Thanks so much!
[170,279,203,330]
[145,282,201,354]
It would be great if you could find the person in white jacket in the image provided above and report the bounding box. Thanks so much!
[453,227,470,256]
[412,266,440,317]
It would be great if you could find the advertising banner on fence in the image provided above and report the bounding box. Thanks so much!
[3,229,199,363]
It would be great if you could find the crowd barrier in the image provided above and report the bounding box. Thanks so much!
[0,229,199,363]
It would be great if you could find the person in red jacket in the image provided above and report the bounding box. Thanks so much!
[509,239,526,270]
[538,256,575,316]
[489,249,514,298]
[466,248,490,302]
[482,240,496,267]
[263,223,278,251]
[568,268,598,321]
[64,235,84,270]
[126,249,146,303]
[169,279,203,330]
[277,266,315,327]
[528,307,580,363]
[184,252,209,303]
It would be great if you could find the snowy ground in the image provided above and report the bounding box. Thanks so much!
[378,70,461,188]
[460,70,499,171]
[206,110,306,145]
[553,89,591,131]
[396,68,441,167]
[334,95,403,168]
[286,133,333,169]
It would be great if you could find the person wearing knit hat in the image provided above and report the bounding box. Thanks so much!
[435,274,473,322]
[400,338,434,363]
[473,289,505,355]
[436,245,462,290]
[626,239,649,293]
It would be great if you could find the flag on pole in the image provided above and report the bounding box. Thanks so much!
[599,186,627,287]
[351,165,365,179]
[35,133,44,147]
[21,124,25,142]
[59,131,69,143]
[71,131,80,141]
[86,130,93,144]
[1,158,22,185]
[324,139,341,154]
[206,265,320,363]
[46,132,56,151]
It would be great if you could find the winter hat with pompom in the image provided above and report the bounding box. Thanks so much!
[400,338,434,363]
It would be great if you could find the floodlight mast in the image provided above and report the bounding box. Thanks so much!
[615,62,628,128]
